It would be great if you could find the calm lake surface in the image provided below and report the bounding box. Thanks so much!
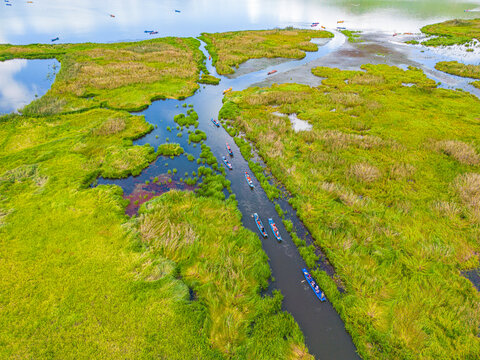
[2,1,480,359]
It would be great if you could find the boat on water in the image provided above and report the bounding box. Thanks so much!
[267,70,277,75]
[209,55,211,60]
[144,30,154,33]
[222,156,233,170]
[337,20,344,23]
[311,24,318,27]
[226,143,233,156]
[337,27,346,30]
[149,31,158,35]
[223,87,232,94]
[253,213,268,238]
[302,268,326,302]
[110,14,115,18]
[211,118,220,127]
[268,218,282,241]
[245,172,254,188]
[51,37,59,42]
[321,26,326,29]
[175,9,181,12]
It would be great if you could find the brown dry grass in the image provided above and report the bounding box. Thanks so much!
[389,163,416,180]
[454,173,480,220]
[330,92,364,106]
[437,140,480,166]
[350,74,385,85]
[94,118,126,136]
[318,130,386,150]
[321,182,367,207]
[350,162,381,183]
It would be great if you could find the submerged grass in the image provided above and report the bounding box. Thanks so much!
[199,28,333,75]
[220,64,480,359]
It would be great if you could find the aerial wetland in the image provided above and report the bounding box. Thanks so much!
[1,1,480,359]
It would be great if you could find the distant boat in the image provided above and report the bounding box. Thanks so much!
[245,172,254,188]
[311,24,318,27]
[110,14,115,18]
[337,20,344,23]
[51,37,59,42]
[211,118,220,127]
[149,31,158,35]
[393,33,398,36]
[337,27,346,30]
[208,55,211,60]
[223,87,232,94]
[144,30,154,33]
[6,3,11,5]
[267,70,277,75]
[321,26,326,29]
[403,32,413,35]
[253,213,268,238]
[175,9,181,13]
[268,218,282,241]
[222,156,233,170]
[226,143,233,156]
[302,268,326,302]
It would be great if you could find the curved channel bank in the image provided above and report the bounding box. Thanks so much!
[99,33,360,359]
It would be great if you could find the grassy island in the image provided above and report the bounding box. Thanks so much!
[416,18,480,46]
[199,28,333,75]
[0,36,311,359]
[0,37,205,113]
[220,64,480,359]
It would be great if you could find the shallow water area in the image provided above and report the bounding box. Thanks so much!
[0,59,59,114]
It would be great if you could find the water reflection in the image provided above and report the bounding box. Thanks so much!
[1,0,480,44]
[0,59,59,114]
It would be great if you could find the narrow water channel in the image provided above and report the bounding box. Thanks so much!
[98,34,361,359]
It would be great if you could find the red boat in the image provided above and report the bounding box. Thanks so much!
[267,70,277,75]
[209,55,211,60]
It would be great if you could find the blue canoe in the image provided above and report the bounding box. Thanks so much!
[51,37,59,42]
[268,218,282,241]
[226,143,233,156]
[245,171,254,188]
[253,213,268,238]
[222,156,232,170]
[175,9,181,12]
[211,118,220,127]
[302,268,326,302]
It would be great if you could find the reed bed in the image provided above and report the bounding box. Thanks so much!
[220,63,480,359]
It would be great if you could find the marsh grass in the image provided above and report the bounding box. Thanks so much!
[199,28,333,75]
[420,18,480,46]
[0,37,205,114]
[221,63,480,359]
[437,139,480,165]
[435,61,480,80]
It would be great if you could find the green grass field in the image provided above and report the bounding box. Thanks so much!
[0,35,312,359]
[220,64,480,359]
[199,28,333,75]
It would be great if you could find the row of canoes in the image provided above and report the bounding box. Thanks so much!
[210,118,325,303]
[254,213,326,301]
[253,213,282,241]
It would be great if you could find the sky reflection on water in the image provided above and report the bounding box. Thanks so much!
[1,0,480,45]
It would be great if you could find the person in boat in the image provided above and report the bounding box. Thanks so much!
[315,285,320,292]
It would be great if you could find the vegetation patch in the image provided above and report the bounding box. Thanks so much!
[435,61,480,79]
[418,18,480,46]
[198,73,221,85]
[340,30,363,43]
[174,109,199,128]
[188,129,207,143]
[157,143,185,157]
[220,63,480,359]
[199,28,333,75]
[0,37,205,114]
